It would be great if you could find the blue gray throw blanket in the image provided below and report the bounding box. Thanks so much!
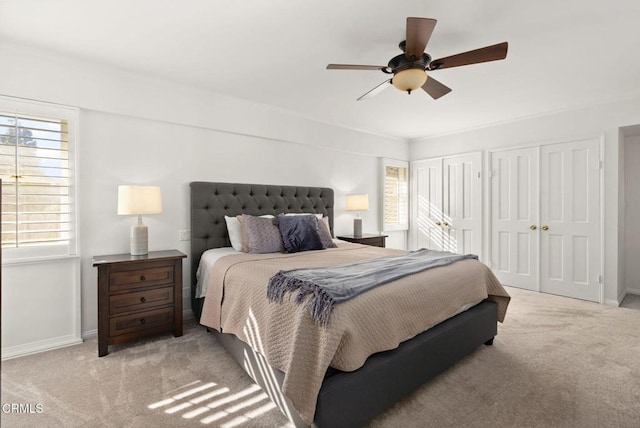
[267,249,478,326]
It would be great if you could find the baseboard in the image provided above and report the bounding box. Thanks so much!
[82,329,98,339]
[1,334,83,361]
[7,310,196,360]
[610,288,640,307]
[605,298,621,307]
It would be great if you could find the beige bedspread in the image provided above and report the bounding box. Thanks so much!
[199,241,510,424]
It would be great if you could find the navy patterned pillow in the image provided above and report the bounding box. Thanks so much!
[277,215,323,253]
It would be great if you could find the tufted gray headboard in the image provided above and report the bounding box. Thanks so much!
[190,181,334,319]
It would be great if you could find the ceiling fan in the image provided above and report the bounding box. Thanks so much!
[326,17,508,101]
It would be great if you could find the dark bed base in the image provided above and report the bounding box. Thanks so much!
[212,300,498,427]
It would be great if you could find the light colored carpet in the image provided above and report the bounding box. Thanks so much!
[2,287,639,428]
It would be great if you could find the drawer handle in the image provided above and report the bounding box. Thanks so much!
[140,297,146,303]
[140,275,146,281]
[140,318,146,325]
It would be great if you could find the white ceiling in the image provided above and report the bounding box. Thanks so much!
[1,0,639,140]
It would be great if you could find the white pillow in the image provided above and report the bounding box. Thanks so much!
[285,213,323,219]
[224,215,243,251]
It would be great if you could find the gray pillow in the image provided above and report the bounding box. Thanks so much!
[242,214,284,254]
[318,216,337,249]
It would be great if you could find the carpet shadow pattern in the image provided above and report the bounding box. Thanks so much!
[2,287,639,427]
[1,318,293,428]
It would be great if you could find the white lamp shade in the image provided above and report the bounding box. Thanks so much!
[392,68,428,92]
[346,194,369,211]
[117,185,163,215]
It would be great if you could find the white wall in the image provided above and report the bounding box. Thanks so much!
[1,258,82,358]
[0,41,408,341]
[410,96,640,304]
[79,110,404,334]
[624,135,640,294]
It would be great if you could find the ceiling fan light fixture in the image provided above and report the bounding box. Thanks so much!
[392,68,427,93]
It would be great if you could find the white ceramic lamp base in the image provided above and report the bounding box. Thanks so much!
[130,216,149,256]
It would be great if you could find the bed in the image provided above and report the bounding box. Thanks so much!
[190,181,509,427]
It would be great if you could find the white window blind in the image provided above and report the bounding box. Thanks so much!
[381,158,409,232]
[0,99,77,258]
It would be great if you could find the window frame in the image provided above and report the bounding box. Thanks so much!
[381,157,409,232]
[0,96,79,262]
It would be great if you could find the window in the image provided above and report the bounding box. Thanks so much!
[381,158,409,231]
[0,97,78,259]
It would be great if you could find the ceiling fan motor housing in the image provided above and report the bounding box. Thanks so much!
[384,52,432,74]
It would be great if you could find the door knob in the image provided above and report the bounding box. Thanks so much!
[442,222,449,227]
[541,225,549,231]
[435,221,442,226]
[530,225,537,230]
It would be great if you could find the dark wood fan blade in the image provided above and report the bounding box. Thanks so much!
[327,64,386,70]
[421,75,452,99]
[357,79,391,101]
[429,42,508,70]
[405,17,437,59]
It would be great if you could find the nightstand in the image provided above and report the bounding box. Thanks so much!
[93,250,187,357]
[337,233,388,248]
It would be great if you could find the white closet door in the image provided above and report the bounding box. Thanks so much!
[442,153,482,256]
[490,147,539,291]
[539,139,601,301]
[412,154,482,256]
[413,158,444,250]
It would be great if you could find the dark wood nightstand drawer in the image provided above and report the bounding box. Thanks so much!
[109,307,174,338]
[363,237,385,247]
[109,286,174,315]
[109,263,174,292]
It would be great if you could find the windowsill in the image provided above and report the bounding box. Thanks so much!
[2,254,80,266]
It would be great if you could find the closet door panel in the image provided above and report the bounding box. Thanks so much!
[539,140,601,301]
[490,147,539,291]
[413,158,444,251]
[443,153,481,257]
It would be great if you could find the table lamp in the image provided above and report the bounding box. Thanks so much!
[117,185,162,255]
[346,193,369,238]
